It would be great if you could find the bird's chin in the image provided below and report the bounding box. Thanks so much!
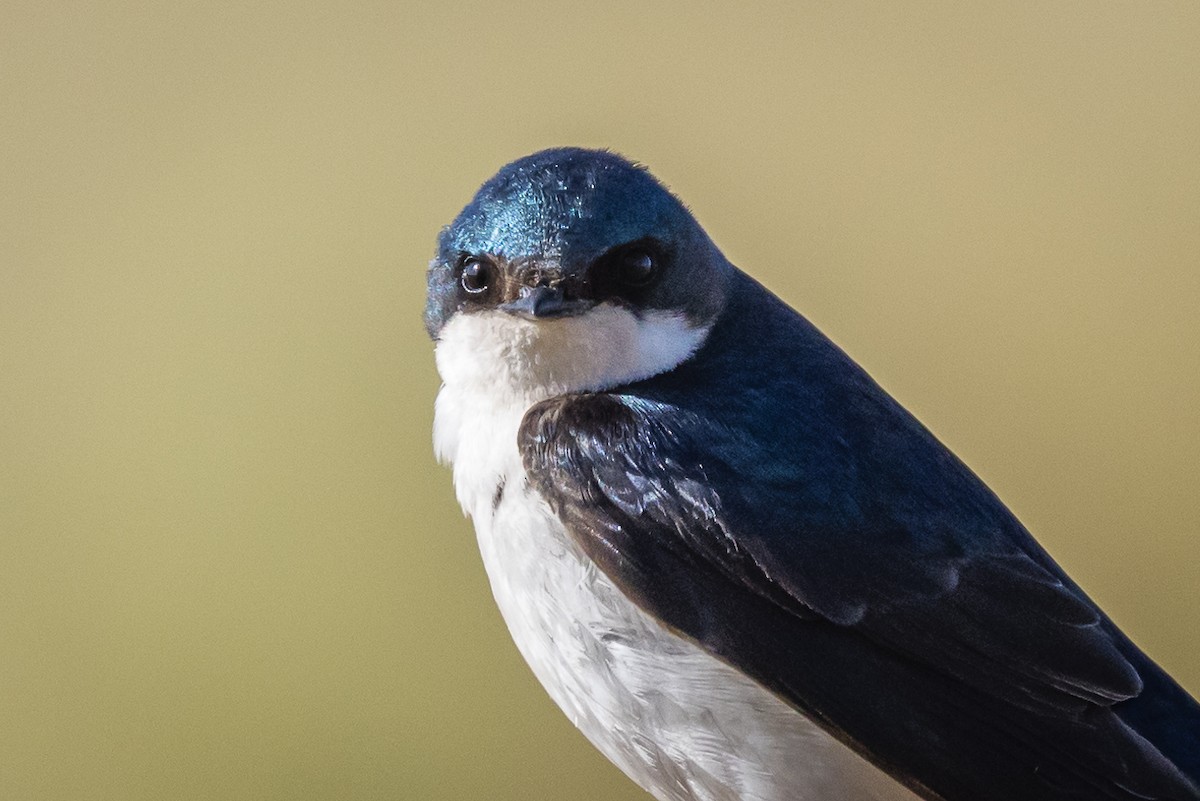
[434,305,712,400]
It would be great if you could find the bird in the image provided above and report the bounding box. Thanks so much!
[425,147,1200,801]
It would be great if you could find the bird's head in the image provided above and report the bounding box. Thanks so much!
[426,148,731,400]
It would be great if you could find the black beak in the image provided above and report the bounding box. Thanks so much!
[500,286,595,320]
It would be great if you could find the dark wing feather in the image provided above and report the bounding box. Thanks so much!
[519,391,1200,801]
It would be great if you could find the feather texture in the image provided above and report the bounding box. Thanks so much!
[519,271,1200,801]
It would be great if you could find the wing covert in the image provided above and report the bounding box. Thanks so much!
[519,391,1199,801]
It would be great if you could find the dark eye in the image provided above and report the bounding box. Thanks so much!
[459,257,495,295]
[618,250,656,286]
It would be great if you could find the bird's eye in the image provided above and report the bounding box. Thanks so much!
[618,250,656,286]
[459,258,495,295]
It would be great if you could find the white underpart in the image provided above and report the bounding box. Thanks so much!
[433,304,917,801]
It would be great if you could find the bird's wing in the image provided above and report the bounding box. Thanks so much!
[518,392,1199,801]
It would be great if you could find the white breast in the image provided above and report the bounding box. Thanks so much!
[432,307,918,801]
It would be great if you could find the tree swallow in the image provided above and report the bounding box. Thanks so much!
[425,148,1200,801]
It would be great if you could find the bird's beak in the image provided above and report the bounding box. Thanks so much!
[500,285,595,320]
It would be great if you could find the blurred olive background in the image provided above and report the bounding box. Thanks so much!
[2,2,1198,800]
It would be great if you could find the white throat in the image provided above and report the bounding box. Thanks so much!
[432,304,710,510]
[434,304,708,408]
